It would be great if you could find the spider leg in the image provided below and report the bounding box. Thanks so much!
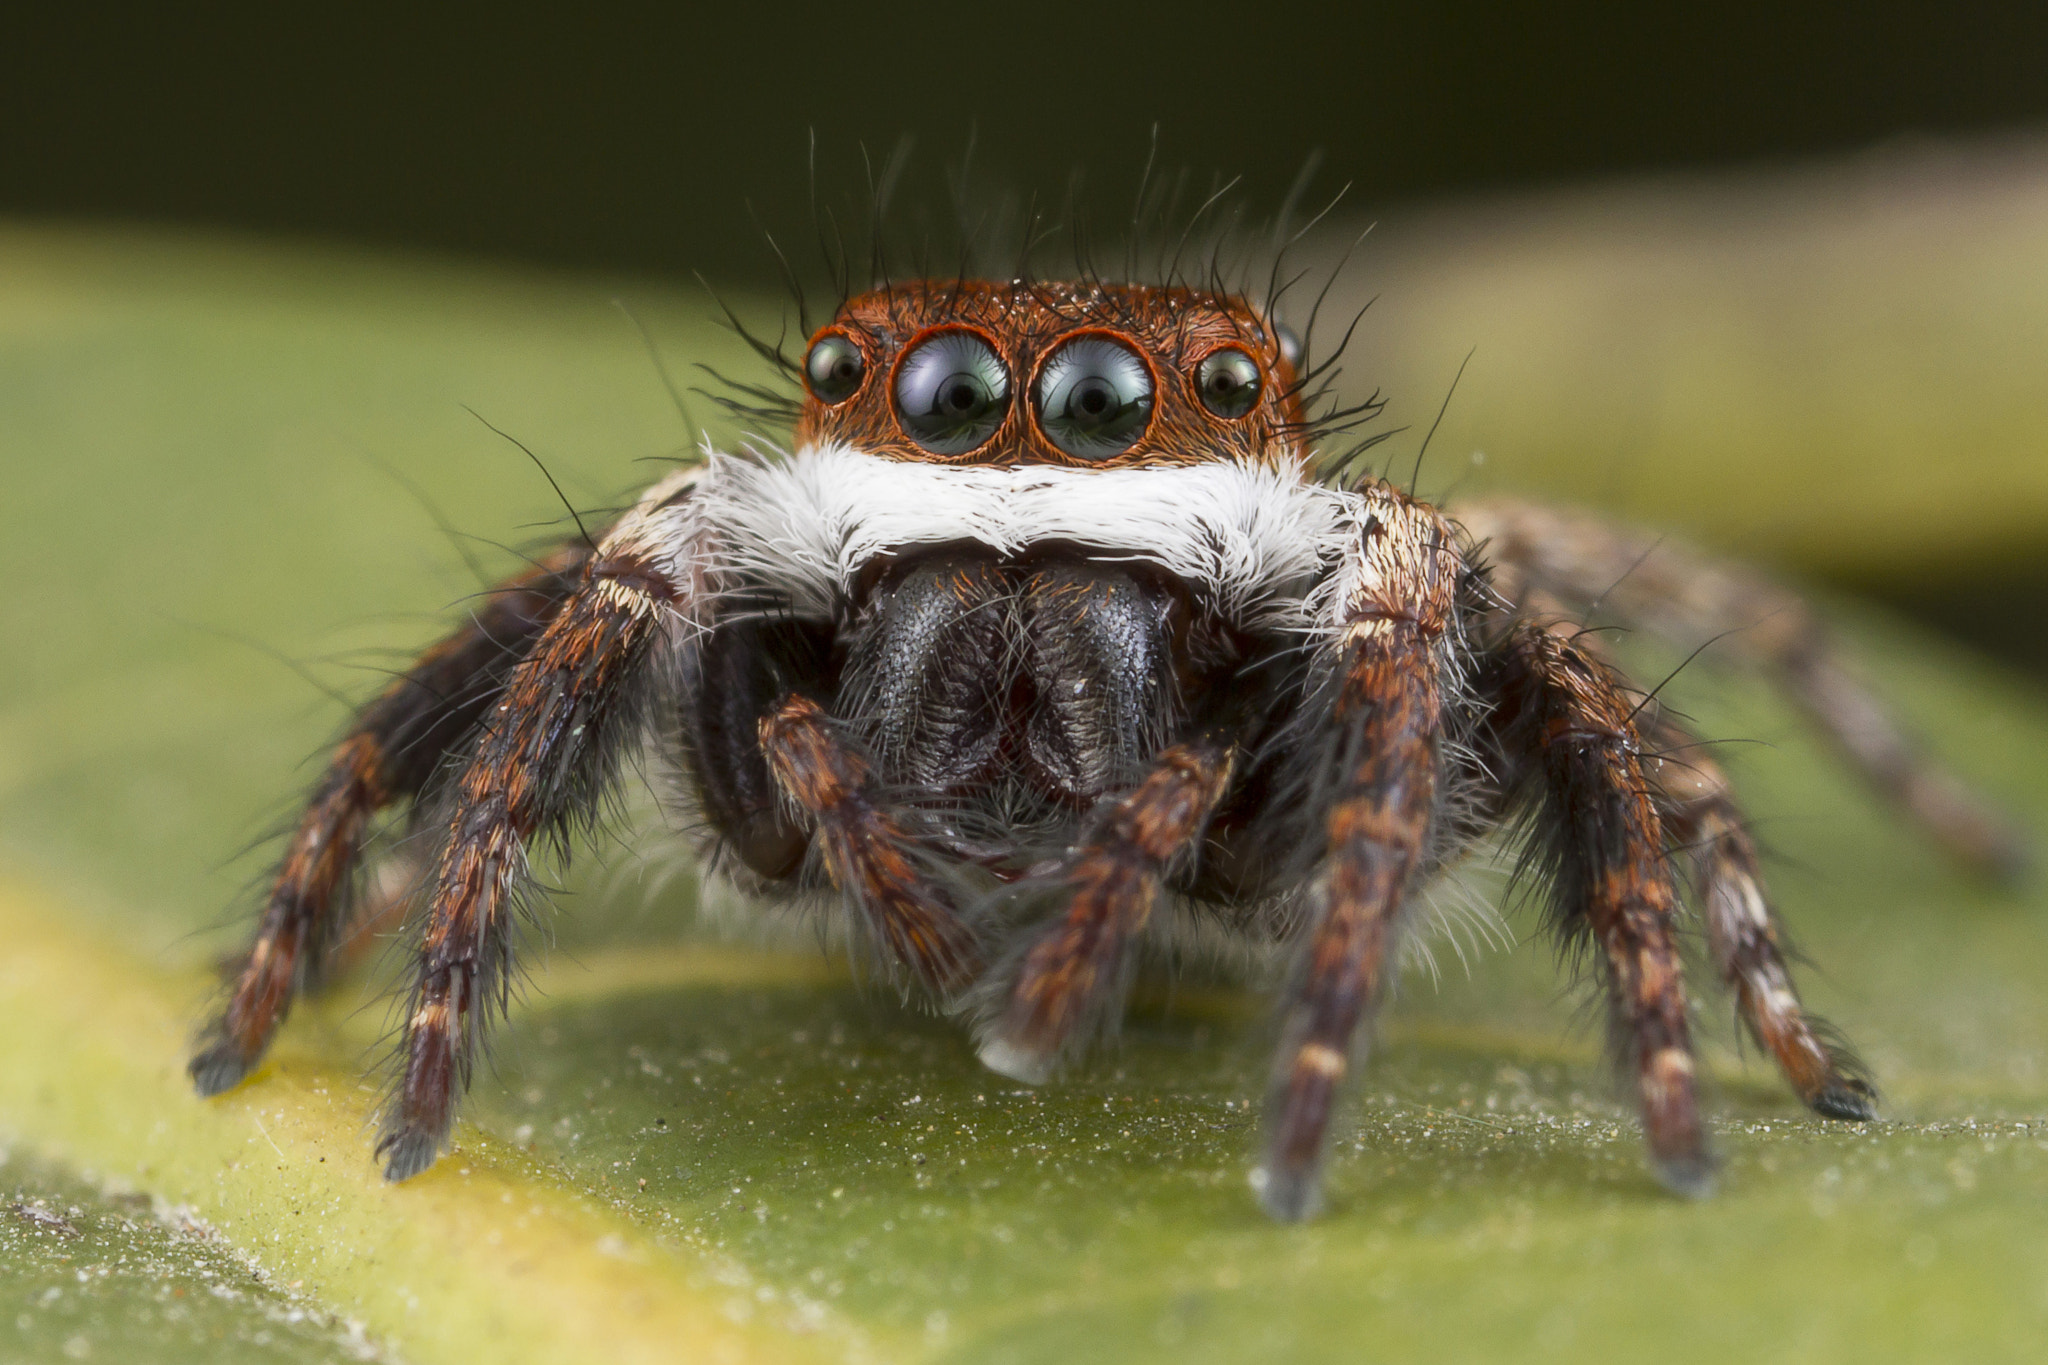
[1641,711,1877,1119]
[1507,582,1878,1122]
[190,543,592,1096]
[1255,485,1463,1221]
[758,694,982,994]
[1461,497,2028,879]
[973,736,1235,1084]
[377,472,702,1181]
[1488,615,1713,1196]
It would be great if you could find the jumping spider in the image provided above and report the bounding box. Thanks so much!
[192,277,2025,1220]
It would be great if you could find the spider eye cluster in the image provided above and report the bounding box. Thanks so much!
[802,320,1273,459]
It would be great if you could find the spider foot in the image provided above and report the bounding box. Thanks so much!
[376,1126,445,1183]
[974,1034,1054,1086]
[1807,1076,1879,1122]
[1248,1159,1325,1224]
[1650,1148,1719,1199]
[187,1041,257,1098]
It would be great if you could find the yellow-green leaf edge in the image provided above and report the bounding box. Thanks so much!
[0,883,882,1363]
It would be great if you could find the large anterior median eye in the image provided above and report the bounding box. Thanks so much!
[1033,335,1153,460]
[804,331,866,404]
[894,330,1010,454]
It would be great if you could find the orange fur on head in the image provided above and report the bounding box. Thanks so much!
[795,281,1306,468]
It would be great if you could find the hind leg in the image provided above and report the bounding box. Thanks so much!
[1641,711,1877,1119]
[1460,496,2027,879]
[1498,574,1880,1123]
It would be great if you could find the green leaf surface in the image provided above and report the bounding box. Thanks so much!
[2,1149,388,1364]
[2,220,2046,1364]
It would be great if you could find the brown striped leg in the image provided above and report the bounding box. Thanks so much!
[190,544,591,1096]
[1642,718,1877,1120]
[1462,497,2028,879]
[1250,482,1464,1221]
[1504,579,1875,1121]
[1255,630,1445,1221]
[1492,619,1713,1196]
[378,476,699,1181]
[976,739,1235,1085]
[758,695,981,994]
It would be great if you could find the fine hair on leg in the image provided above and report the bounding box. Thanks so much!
[191,543,592,1096]
[1254,482,1463,1220]
[377,473,702,1180]
[1484,615,1713,1196]
[1461,496,2027,880]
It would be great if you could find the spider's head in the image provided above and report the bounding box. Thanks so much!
[793,281,1307,469]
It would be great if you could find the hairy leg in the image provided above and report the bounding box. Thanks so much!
[975,737,1235,1085]
[1256,483,1463,1221]
[1488,616,1712,1195]
[758,694,981,994]
[1504,578,1878,1122]
[1641,711,1877,1119]
[1461,497,2027,879]
[379,472,701,1180]
[190,543,590,1095]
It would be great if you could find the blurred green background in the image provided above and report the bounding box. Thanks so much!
[9,1,2048,670]
[4,7,2048,1364]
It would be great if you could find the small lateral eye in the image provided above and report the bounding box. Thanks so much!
[1274,322,1303,370]
[1195,348,1263,419]
[894,330,1011,455]
[804,332,867,404]
[1034,335,1154,460]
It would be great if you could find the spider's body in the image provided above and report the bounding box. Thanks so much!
[193,277,2024,1220]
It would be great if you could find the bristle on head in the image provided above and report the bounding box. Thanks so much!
[696,138,1380,475]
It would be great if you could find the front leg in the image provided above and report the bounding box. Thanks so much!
[1255,484,1463,1221]
[378,470,702,1181]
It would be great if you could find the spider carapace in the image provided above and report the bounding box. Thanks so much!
[193,277,2025,1220]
